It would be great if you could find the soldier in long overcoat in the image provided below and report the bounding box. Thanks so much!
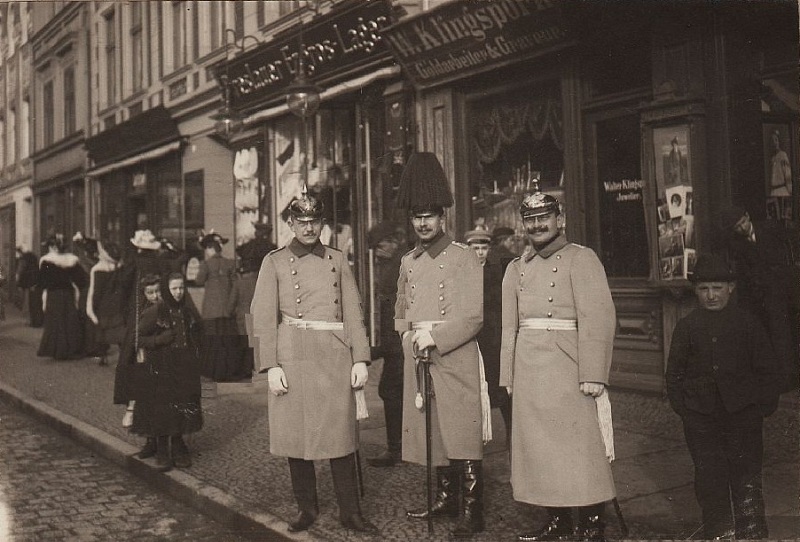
[501,190,617,542]
[249,186,377,535]
[394,152,486,538]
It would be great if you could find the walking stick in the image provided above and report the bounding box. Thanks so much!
[612,497,629,537]
[418,345,434,535]
[355,449,365,498]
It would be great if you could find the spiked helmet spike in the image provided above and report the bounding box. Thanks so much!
[289,183,324,220]
[396,152,453,213]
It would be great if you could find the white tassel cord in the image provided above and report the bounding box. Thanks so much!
[477,346,493,444]
[595,389,615,463]
[355,388,369,421]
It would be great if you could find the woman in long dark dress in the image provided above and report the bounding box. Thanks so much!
[86,241,123,365]
[131,272,203,471]
[37,235,86,360]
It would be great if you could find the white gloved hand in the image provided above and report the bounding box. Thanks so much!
[412,329,435,351]
[579,382,605,397]
[351,362,368,389]
[506,386,513,397]
[267,367,289,396]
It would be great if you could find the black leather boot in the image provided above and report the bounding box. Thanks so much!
[154,436,172,472]
[331,454,379,534]
[451,460,485,538]
[407,464,459,519]
[137,437,157,459]
[577,503,606,542]
[171,435,192,468]
[368,398,403,467]
[518,507,574,541]
[287,458,318,532]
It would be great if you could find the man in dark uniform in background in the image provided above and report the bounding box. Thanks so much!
[717,205,799,390]
[465,225,512,446]
[236,222,276,272]
[395,152,488,538]
[366,221,406,468]
[250,185,378,534]
[15,246,42,327]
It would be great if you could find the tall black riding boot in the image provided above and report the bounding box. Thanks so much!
[154,436,173,472]
[451,460,485,538]
[287,458,318,532]
[407,463,459,519]
[518,507,574,541]
[331,453,378,534]
[368,398,403,467]
[577,502,606,542]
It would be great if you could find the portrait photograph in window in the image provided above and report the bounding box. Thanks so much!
[763,123,794,221]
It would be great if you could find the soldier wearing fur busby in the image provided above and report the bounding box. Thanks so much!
[501,187,617,542]
[394,152,488,537]
[249,185,378,535]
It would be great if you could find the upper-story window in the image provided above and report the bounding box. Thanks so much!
[105,10,116,105]
[279,1,301,17]
[63,66,75,135]
[7,107,16,165]
[172,1,187,70]
[42,80,54,146]
[234,2,243,39]
[131,2,143,92]
[209,1,221,50]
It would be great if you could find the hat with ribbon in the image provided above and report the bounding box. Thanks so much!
[198,229,229,249]
[130,229,162,251]
[691,254,736,283]
[288,183,324,221]
[396,152,454,214]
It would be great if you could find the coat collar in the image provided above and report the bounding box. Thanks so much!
[288,238,326,258]
[525,234,568,262]
[412,232,451,259]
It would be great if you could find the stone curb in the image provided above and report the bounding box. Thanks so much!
[0,380,321,542]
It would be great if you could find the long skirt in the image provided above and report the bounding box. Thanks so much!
[37,289,84,360]
[201,317,246,381]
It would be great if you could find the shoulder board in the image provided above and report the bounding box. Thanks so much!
[570,243,586,249]
[266,247,285,257]
[511,256,522,263]
[450,241,469,249]
[402,248,415,257]
[325,246,343,253]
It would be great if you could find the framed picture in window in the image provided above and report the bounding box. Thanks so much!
[653,125,691,197]
[763,123,793,199]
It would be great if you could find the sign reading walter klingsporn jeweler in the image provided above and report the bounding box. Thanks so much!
[381,0,569,89]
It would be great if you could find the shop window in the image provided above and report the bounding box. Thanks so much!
[596,115,649,277]
[63,66,75,135]
[233,143,267,248]
[468,80,564,256]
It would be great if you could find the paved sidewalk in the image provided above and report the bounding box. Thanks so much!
[0,305,797,541]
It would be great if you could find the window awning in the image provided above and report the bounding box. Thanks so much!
[242,65,401,126]
[88,140,182,177]
[85,105,181,169]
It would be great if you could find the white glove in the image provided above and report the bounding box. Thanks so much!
[412,329,435,351]
[506,386,513,397]
[267,367,288,396]
[351,362,368,389]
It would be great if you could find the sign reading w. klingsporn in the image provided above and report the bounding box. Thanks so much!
[381,0,569,89]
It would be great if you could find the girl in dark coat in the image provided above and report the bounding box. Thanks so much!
[133,272,203,471]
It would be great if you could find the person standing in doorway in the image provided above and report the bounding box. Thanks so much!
[395,152,487,538]
[501,188,617,542]
[249,185,378,534]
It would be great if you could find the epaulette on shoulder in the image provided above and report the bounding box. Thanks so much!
[267,247,285,257]
[569,243,586,249]
[402,247,415,257]
[450,241,469,249]
[511,256,522,263]
[326,245,343,253]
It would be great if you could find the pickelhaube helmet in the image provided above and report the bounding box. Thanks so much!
[289,183,324,220]
[520,180,560,219]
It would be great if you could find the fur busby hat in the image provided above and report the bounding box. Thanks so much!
[198,230,229,249]
[396,152,453,213]
[289,183,324,221]
[691,254,736,283]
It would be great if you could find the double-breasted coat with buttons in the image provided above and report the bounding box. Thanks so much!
[500,235,616,506]
[250,240,370,460]
[395,233,484,466]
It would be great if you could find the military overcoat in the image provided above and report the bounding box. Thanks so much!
[250,240,370,460]
[395,234,484,466]
[500,235,617,506]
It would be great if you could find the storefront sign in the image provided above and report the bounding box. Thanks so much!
[603,179,645,202]
[382,0,569,89]
[222,0,393,112]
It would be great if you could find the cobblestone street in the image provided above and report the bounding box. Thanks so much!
[0,397,252,542]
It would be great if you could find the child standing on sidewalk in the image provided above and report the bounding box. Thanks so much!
[666,254,781,539]
[134,272,203,471]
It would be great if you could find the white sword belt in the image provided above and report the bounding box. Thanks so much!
[282,315,344,331]
[519,318,578,331]
[411,320,446,331]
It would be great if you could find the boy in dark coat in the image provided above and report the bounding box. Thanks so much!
[666,254,781,540]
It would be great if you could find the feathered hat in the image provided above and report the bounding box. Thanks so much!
[288,183,324,221]
[130,229,162,251]
[396,152,453,213]
[198,229,229,249]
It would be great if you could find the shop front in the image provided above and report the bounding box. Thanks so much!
[383,0,799,392]
[215,0,413,344]
[85,106,191,250]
